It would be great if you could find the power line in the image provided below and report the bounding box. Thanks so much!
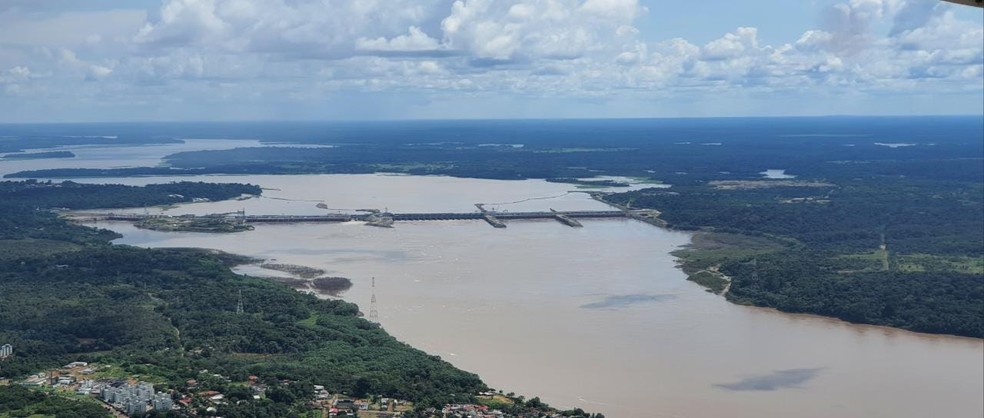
[368,277,379,323]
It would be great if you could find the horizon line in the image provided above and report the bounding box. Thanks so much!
[0,114,982,126]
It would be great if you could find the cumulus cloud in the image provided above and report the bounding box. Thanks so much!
[820,0,891,55]
[134,0,444,58]
[7,66,31,81]
[356,26,443,53]
[890,0,941,36]
[702,27,760,61]
[0,0,980,120]
[441,0,644,61]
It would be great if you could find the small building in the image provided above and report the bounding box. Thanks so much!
[125,399,147,416]
[152,393,174,411]
[0,344,12,359]
[199,390,220,399]
[333,399,356,410]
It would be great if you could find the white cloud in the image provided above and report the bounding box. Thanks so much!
[7,66,31,81]
[702,27,760,61]
[0,0,980,121]
[134,0,444,58]
[87,65,114,79]
[356,26,442,52]
[440,0,644,61]
[0,9,145,47]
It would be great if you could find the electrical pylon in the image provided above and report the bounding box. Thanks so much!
[368,277,379,322]
[236,289,244,314]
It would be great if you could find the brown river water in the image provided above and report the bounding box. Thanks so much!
[2,143,980,418]
[77,174,983,418]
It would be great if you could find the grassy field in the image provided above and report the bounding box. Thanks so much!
[672,233,787,272]
[835,250,889,273]
[688,270,729,294]
[834,251,982,275]
[895,254,984,275]
[671,233,786,293]
[476,393,516,409]
[298,313,320,328]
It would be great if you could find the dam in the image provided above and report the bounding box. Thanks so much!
[72,208,661,228]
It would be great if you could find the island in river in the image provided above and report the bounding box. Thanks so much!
[135,214,254,233]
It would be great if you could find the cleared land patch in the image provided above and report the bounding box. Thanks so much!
[709,180,834,190]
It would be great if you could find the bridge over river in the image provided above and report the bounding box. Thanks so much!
[75,208,662,229]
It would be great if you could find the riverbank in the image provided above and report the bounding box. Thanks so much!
[601,184,983,339]
[24,173,984,418]
[0,180,607,418]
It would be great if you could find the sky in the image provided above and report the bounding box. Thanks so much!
[0,0,981,122]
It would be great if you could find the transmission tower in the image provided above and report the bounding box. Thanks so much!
[368,277,379,323]
[236,289,245,314]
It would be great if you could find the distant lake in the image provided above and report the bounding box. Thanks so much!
[761,169,795,179]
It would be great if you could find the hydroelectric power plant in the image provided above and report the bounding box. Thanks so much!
[71,207,662,229]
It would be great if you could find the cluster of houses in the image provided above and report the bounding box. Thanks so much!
[20,361,95,388]
[438,400,580,418]
[311,385,408,417]
[15,362,430,417]
[17,362,176,416]
[441,404,504,418]
[170,371,264,413]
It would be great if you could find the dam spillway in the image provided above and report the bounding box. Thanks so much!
[89,209,645,228]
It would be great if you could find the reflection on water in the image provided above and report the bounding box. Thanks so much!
[580,294,676,309]
[716,368,824,391]
[13,141,983,418]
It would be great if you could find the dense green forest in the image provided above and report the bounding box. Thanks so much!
[0,385,110,418]
[1,151,75,160]
[0,133,178,154]
[0,181,260,244]
[0,246,483,402]
[8,117,982,183]
[0,180,261,210]
[0,181,480,401]
[605,176,983,337]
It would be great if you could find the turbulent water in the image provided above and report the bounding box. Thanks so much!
[2,137,982,418]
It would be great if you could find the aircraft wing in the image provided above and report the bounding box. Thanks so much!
[941,0,983,7]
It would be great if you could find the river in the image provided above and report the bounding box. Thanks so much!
[2,141,982,418]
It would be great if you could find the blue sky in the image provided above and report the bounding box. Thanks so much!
[0,0,981,122]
